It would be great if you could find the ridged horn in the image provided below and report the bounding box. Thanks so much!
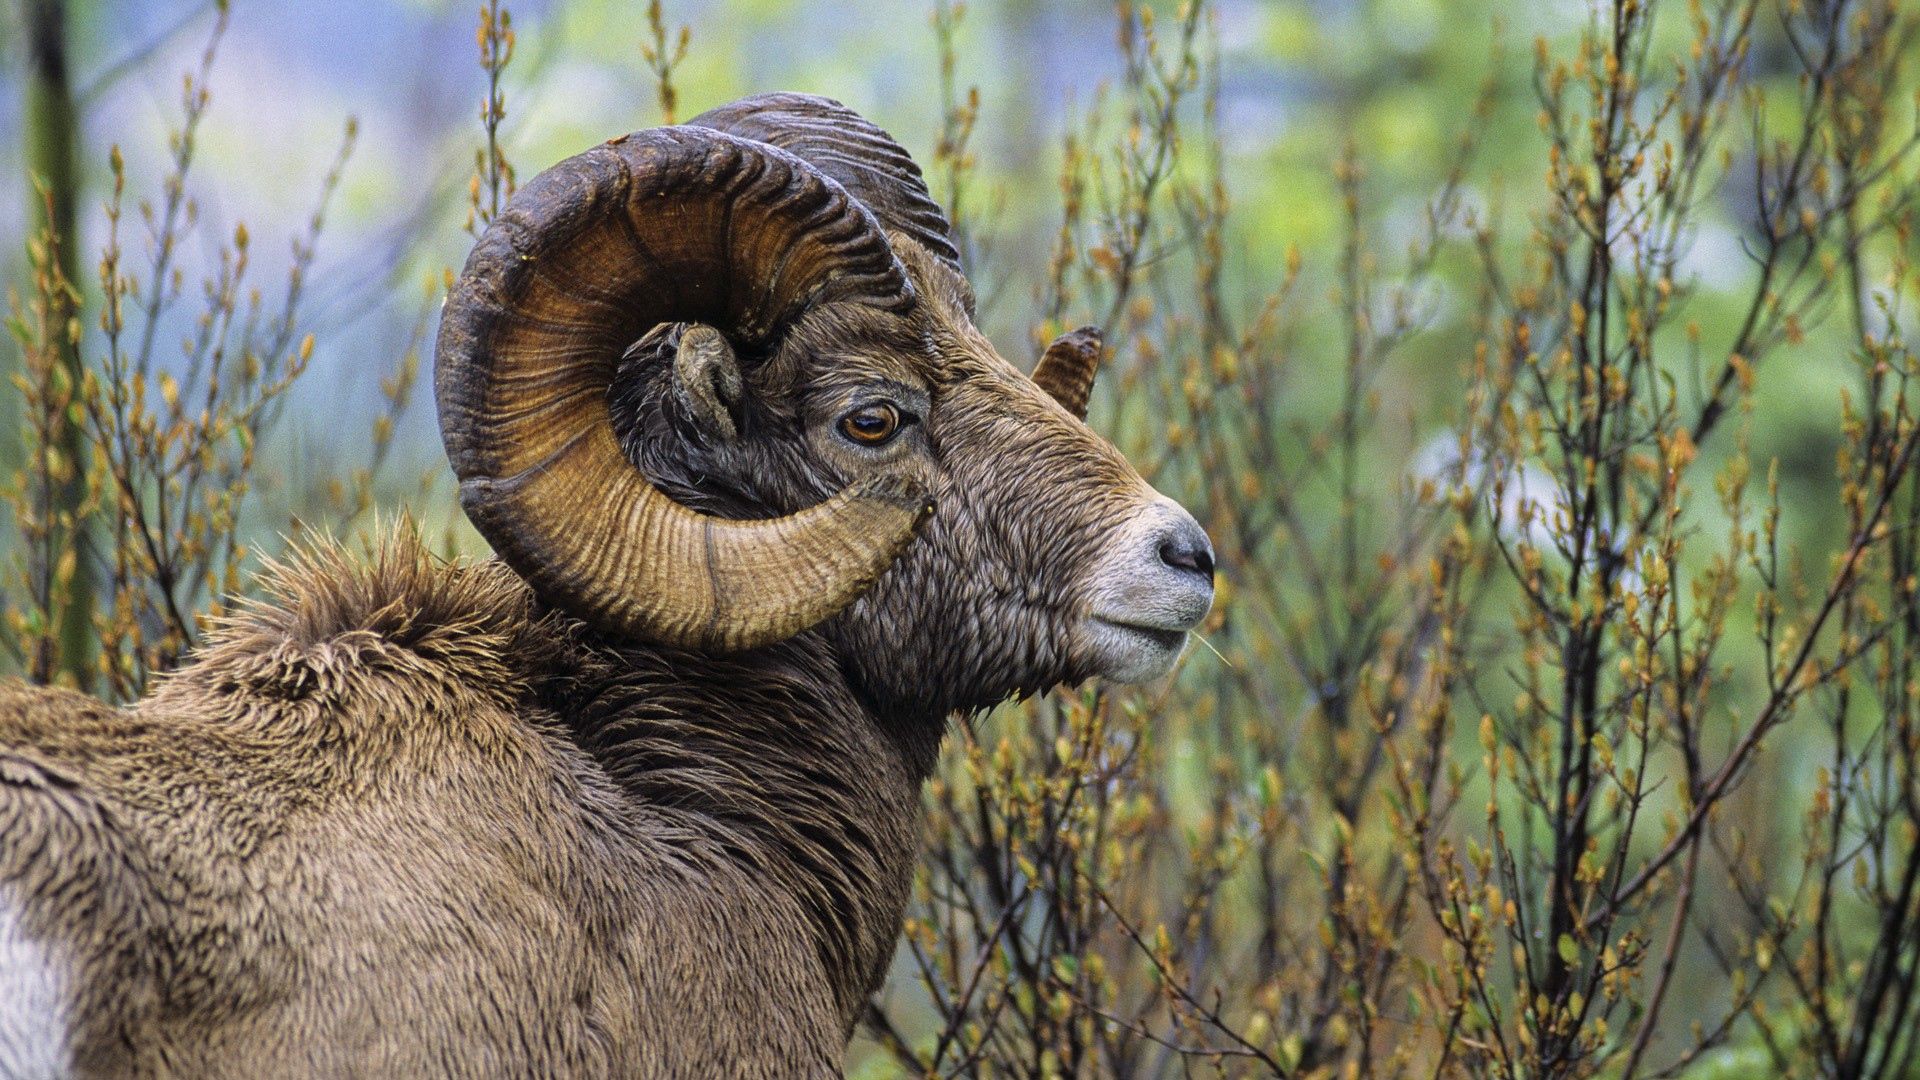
[436,126,933,652]
[1033,326,1103,420]
[690,92,962,275]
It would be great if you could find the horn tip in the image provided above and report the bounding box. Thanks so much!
[852,472,931,512]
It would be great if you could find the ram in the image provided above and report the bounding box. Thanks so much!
[0,94,1214,1078]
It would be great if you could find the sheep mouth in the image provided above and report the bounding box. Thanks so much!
[1091,618,1188,652]
[1083,616,1195,683]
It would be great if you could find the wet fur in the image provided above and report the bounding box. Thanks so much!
[0,241,1155,1077]
[0,541,926,1077]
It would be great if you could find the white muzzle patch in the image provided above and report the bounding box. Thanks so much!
[1081,494,1216,683]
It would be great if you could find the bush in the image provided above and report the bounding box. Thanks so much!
[7,1,1920,1076]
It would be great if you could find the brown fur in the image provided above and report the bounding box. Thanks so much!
[2,538,925,1077]
[0,240,1170,1077]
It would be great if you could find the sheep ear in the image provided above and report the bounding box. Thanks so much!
[671,324,744,442]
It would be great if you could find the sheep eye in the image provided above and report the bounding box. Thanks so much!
[838,403,902,446]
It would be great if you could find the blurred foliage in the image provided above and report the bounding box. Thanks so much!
[8,0,1920,1076]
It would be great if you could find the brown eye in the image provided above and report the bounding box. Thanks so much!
[838,403,902,446]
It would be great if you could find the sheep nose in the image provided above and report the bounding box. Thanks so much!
[1157,518,1215,583]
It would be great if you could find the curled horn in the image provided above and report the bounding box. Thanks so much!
[690,92,964,279]
[436,126,932,652]
[1032,326,1103,420]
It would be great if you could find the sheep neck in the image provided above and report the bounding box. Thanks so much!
[556,629,946,1026]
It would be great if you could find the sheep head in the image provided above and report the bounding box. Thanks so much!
[437,94,1213,713]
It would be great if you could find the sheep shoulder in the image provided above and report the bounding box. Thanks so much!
[0,535,828,1077]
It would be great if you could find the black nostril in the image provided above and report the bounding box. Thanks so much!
[1158,523,1215,583]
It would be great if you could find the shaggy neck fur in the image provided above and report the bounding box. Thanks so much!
[553,625,946,1022]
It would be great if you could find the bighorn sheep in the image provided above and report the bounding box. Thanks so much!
[0,94,1214,1077]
